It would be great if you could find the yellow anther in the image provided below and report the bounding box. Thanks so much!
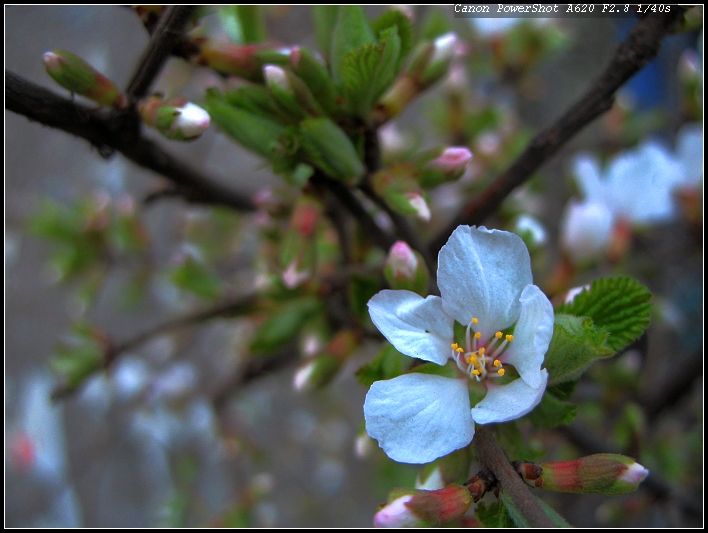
[497,368,505,376]
[506,334,514,342]
[495,331,503,339]
[456,347,464,353]
[472,318,479,324]
[471,369,481,377]
[478,347,486,355]
[493,359,502,367]
[474,332,482,339]
[451,343,458,349]
[466,355,477,365]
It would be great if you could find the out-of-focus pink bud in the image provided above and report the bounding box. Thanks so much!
[419,146,472,187]
[43,50,126,108]
[384,241,429,295]
[374,485,472,527]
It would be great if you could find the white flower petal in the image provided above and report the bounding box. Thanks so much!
[470,370,548,425]
[573,155,605,203]
[438,226,531,338]
[364,373,474,464]
[676,123,703,187]
[560,199,614,264]
[368,291,453,365]
[502,285,554,389]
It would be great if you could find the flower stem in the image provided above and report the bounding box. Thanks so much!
[473,426,555,528]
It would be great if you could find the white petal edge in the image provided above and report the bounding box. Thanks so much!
[368,291,454,366]
[560,199,614,264]
[573,154,605,203]
[501,284,554,389]
[438,226,531,338]
[471,369,548,425]
[364,373,474,464]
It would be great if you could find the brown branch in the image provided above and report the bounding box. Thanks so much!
[126,5,198,100]
[430,8,687,254]
[474,425,556,527]
[6,71,256,211]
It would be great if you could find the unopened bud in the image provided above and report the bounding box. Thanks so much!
[43,50,126,108]
[264,64,323,120]
[419,146,472,188]
[139,96,210,141]
[517,454,649,495]
[193,40,289,82]
[263,64,290,91]
[374,485,472,527]
[384,241,429,295]
[372,167,431,222]
[293,330,359,391]
[513,214,547,249]
[416,447,473,490]
[280,195,323,287]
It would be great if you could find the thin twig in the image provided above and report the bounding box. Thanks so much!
[126,5,198,100]
[6,71,256,211]
[474,426,556,527]
[430,9,687,254]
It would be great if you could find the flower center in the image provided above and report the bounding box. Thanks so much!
[450,317,514,381]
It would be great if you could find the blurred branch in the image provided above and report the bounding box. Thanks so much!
[50,293,259,401]
[430,8,687,254]
[474,426,556,527]
[640,347,702,421]
[5,71,256,211]
[126,5,198,100]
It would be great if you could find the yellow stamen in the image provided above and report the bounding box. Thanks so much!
[456,347,464,353]
[506,334,514,342]
[472,318,478,324]
[474,332,482,339]
[497,368,505,376]
[495,331,503,339]
[451,343,458,349]
[471,369,481,377]
[466,354,477,365]
[478,347,486,355]
[493,359,502,367]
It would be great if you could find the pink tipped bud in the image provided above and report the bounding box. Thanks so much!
[430,33,458,65]
[289,46,302,69]
[374,485,473,527]
[517,454,650,496]
[264,64,290,92]
[43,50,126,108]
[384,241,429,295]
[419,146,472,187]
[406,193,431,222]
[139,96,210,141]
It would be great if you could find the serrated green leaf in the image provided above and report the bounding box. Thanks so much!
[204,90,286,159]
[290,47,339,117]
[249,297,324,354]
[329,6,375,83]
[476,501,515,528]
[545,314,613,386]
[500,490,530,527]
[527,390,577,428]
[372,10,413,71]
[223,85,279,119]
[557,277,652,353]
[341,27,401,118]
[356,344,412,387]
[299,117,365,184]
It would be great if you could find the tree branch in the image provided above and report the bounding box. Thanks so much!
[474,425,555,527]
[126,5,198,100]
[6,71,256,211]
[430,9,687,254]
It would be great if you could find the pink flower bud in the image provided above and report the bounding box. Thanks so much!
[405,192,431,222]
[374,485,473,527]
[420,147,472,187]
[374,494,418,527]
[387,241,418,280]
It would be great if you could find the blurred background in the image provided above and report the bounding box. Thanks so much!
[5,5,703,527]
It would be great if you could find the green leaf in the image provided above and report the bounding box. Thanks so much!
[329,6,375,83]
[356,344,412,387]
[476,501,515,528]
[205,90,286,159]
[532,494,573,527]
[500,490,530,527]
[340,27,401,118]
[544,314,613,386]
[290,47,339,117]
[234,6,266,44]
[410,360,458,379]
[312,6,339,60]
[223,85,279,119]
[299,117,365,184]
[372,10,413,71]
[50,322,104,392]
[169,255,222,300]
[249,297,324,354]
[527,390,577,428]
[349,273,381,320]
[495,422,543,461]
[557,277,652,353]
